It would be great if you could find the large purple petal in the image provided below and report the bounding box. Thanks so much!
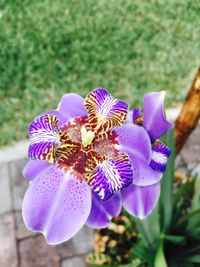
[88,154,133,200]
[143,92,173,141]
[115,124,161,186]
[23,160,50,181]
[122,183,160,219]
[115,124,151,162]
[84,88,128,132]
[58,93,88,121]
[22,165,91,245]
[135,160,163,186]
[86,192,122,228]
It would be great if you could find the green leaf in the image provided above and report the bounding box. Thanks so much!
[133,241,154,264]
[118,259,141,267]
[177,208,200,228]
[186,255,200,263]
[136,205,160,248]
[191,178,200,211]
[184,245,200,255]
[160,129,175,232]
[164,234,186,244]
[171,183,186,227]
[154,240,168,267]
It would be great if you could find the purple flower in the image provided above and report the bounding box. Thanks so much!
[121,91,173,219]
[23,88,154,244]
[130,91,173,173]
[22,88,172,244]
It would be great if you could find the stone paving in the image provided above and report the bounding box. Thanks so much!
[0,125,199,267]
[176,125,200,177]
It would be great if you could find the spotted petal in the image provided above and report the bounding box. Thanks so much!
[23,160,50,181]
[88,154,133,201]
[143,92,173,141]
[150,141,171,172]
[122,183,160,219]
[86,192,122,228]
[22,165,91,245]
[84,88,128,132]
[28,114,60,162]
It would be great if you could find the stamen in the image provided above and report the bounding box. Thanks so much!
[97,113,105,127]
[81,125,95,147]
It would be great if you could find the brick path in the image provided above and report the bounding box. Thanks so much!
[0,126,199,267]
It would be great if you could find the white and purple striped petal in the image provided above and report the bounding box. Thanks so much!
[39,109,68,129]
[28,114,60,162]
[143,92,173,141]
[122,183,160,219]
[22,165,91,245]
[88,154,133,201]
[86,192,122,228]
[84,88,128,132]
[150,141,171,172]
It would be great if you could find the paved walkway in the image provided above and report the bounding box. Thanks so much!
[176,125,200,176]
[0,126,199,267]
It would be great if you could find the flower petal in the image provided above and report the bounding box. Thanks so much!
[23,160,50,181]
[58,93,88,121]
[88,154,133,201]
[115,124,162,186]
[115,124,151,162]
[39,109,68,129]
[22,165,91,245]
[143,92,173,141]
[102,192,122,216]
[150,141,171,172]
[135,161,163,186]
[84,88,128,132]
[122,183,160,219]
[86,192,122,228]
[132,108,142,123]
[28,114,60,162]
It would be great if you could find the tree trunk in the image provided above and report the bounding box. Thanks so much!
[175,68,200,154]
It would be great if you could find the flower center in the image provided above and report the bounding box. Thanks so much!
[56,117,118,180]
[80,125,95,147]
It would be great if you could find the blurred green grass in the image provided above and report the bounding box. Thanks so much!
[0,0,200,146]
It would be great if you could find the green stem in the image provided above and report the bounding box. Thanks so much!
[154,236,168,267]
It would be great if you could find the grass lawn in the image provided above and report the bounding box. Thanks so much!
[0,0,200,146]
